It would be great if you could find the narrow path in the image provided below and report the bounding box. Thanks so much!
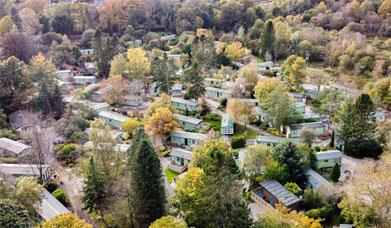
[53,162,96,226]
[160,158,174,197]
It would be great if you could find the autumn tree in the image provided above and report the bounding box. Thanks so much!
[149,216,188,228]
[98,0,128,34]
[0,32,35,63]
[254,77,285,106]
[128,128,165,227]
[237,63,259,93]
[144,93,173,119]
[40,213,92,228]
[19,7,40,35]
[226,99,253,128]
[111,48,151,81]
[27,53,57,87]
[121,118,140,136]
[224,41,248,61]
[0,16,15,37]
[282,55,307,89]
[366,77,391,110]
[100,75,129,105]
[242,144,271,188]
[109,53,128,76]
[378,0,391,17]
[145,107,179,140]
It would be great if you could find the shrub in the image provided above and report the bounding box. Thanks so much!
[71,118,89,131]
[314,146,321,152]
[305,203,333,221]
[44,181,58,193]
[55,144,80,164]
[0,129,19,140]
[231,135,246,149]
[302,189,324,210]
[52,189,70,206]
[69,131,87,144]
[284,182,301,196]
[220,98,227,107]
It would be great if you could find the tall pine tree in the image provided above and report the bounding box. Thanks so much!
[35,83,52,116]
[82,156,107,225]
[93,30,118,79]
[151,53,175,93]
[183,63,205,99]
[50,84,64,119]
[260,20,275,60]
[128,128,165,228]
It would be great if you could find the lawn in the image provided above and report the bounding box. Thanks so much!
[234,123,259,139]
[164,167,179,184]
[203,113,222,132]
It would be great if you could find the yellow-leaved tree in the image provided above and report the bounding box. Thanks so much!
[100,75,129,105]
[145,107,179,139]
[254,77,286,106]
[281,55,307,89]
[149,216,188,228]
[144,93,173,119]
[224,41,249,61]
[39,212,92,228]
[226,98,253,128]
[0,16,15,37]
[237,63,259,91]
[121,118,140,136]
[126,47,150,80]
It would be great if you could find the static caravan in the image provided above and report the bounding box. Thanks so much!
[171,97,198,112]
[73,76,97,85]
[256,135,299,148]
[286,122,326,138]
[56,70,73,81]
[171,84,183,97]
[221,115,234,135]
[169,131,207,147]
[0,138,31,157]
[98,111,128,129]
[316,150,342,169]
[205,87,231,100]
[80,48,94,56]
[204,78,223,88]
[173,114,203,131]
[169,148,192,173]
[123,95,142,106]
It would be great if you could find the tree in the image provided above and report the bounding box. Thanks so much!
[125,47,150,80]
[224,41,248,61]
[121,118,140,136]
[226,99,253,128]
[93,30,118,79]
[110,53,128,76]
[128,128,165,227]
[149,216,188,228]
[190,139,233,170]
[145,107,179,139]
[0,32,35,63]
[282,55,307,89]
[367,77,391,110]
[337,95,382,158]
[260,20,275,60]
[237,63,259,93]
[272,141,308,187]
[100,75,129,105]
[35,83,52,116]
[144,93,173,119]
[50,84,64,120]
[378,0,391,17]
[52,13,74,35]
[19,7,40,35]
[312,88,344,119]
[284,182,301,196]
[0,15,15,37]
[40,213,92,228]
[82,157,107,224]
[300,128,316,147]
[242,144,271,188]
[151,53,176,93]
[329,163,340,182]
[183,63,205,99]
[0,199,38,228]
[27,53,57,87]
[254,78,284,106]
[98,0,128,33]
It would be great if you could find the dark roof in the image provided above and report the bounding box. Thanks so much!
[260,179,300,207]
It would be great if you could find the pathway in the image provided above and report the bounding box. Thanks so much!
[160,157,174,197]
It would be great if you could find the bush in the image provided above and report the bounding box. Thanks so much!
[44,181,58,193]
[71,118,89,131]
[52,189,70,206]
[314,146,321,152]
[69,131,87,144]
[305,203,333,221]
[284,182,301,196]
[0,129,19,140]
[55,144,80,165]
[231,135,246,149]
[220,98,227,107]
[302,189,324,210]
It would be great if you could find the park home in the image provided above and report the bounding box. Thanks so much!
[286,122,326,138]
[171,97,198,112]
[240,98,259,107]
[221,115,234,135]
[251,180,300,210]
[316,150,342,169]
[171,84,183,97]
[375,111,385,122]
[306,169,334,193]
[204,78,223,88]
[169,131,207,147]
[205,87,231,100]
[289,92,306,103]
[123,95,142,106]
[56,70,73,81]
[98,111,128,128]
[294,102,306,114]
[86,102,110,112]
[150,82,160,97]
[73,76,97,85]
[256,135,299,148]
[0,138,31,157]
[91,86,112,102]
[80,48,94,56]
[254,107,268,123]
[160,34,177,41]
[169,148,192,173]
[173,114,203,131]
[0,163,51,180]
[258,61,273,70]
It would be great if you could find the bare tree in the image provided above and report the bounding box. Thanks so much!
[19,112,57,183]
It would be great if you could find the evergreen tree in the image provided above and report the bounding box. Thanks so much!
[93,30,118,79]
[50,84,64,120]
[82,157,106,219]
[329,130,335,148]
[183,63,205,99]
[128,128,165,228]
[272,141,308,187]
[151,53,175,93]
[260,20,275,60]
[35,83,52,116]
[10,7,21,31]
[330,163,341,182]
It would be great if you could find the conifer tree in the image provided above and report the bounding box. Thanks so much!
[151,53,175,93]
[128,128,165,228]
[93,30,118,79]
[183,63,205,99]
[330,163,341,183]
[260,20,275,59]
[35,83,52,116]
[50,84,64,119]
[82,157,107,224]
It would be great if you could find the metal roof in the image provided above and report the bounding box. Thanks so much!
[254,107,268,116]
[316,150,342,161]
[87,102,110,110]
[205,87,231,94]
[0,164,50,176]
[288,122,325,130]
[170,131,207,141]
[0,138,31,155]
[170,148,193,160]
[173,114,203,125]
[306,169,333,190]
[73,76,96,80]
[8,110,31,130]
[171,97,197,106]
[256,135,299,144]
[221,115,234,128]
[98,111,128,122]
[39,189,70,220]
[172,83,183,91]
[259,179,300,207]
